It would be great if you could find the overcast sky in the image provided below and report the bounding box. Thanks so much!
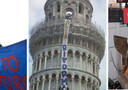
[0,0,28,46]
[29,0,107,90]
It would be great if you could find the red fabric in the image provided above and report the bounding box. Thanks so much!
[123,8,128,24]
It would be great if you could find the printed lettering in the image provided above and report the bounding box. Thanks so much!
[62,71,67,77]
[13,75,23,90]
[62,57,67,63]
[22,75,27,90]
[2,57,8,72]
[62,64,67,69]
[8,56,19,72]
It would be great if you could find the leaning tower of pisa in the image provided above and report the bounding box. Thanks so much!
[29,0,105,90]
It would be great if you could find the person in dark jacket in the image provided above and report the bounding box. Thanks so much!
[108,77,114,89]
[59,86,69,90]
[0,43,2,47]
[115,81,122,89]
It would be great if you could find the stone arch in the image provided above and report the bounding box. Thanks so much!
[56,2,60,12]
[39,75,43,81]
[88,54,91,59]
[52,73,56,78]
[48,51,51,57]
[45,74,49,80]
[79,3,84,14]
[49,12,53,19]
[51,73,56,89]
[65,8,74,15]
[52,73,56,79]
[86,15,89,22]
[54,50,58,56]
[74,74,79,82]
[67,73,72,80]
[93,79,96,85]
[53,1,61,19]
[54,1,61,13]
[75,50,80,58]
[81,76,85,84]
[68,49,73,57]
[82,52,86,60]
[88,77,91,84]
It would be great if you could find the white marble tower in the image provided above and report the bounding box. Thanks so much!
[29,0,105,90]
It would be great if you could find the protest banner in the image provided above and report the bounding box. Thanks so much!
[0,40,27,90]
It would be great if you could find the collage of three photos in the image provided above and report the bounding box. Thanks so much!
[0,0,128,90]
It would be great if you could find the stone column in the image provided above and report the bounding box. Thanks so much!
[80,53,83,69]
[94,84,96,90]
[88,59,91,72]
[56,75,59,90]
[79,77,82,90]
[97,65,100,77]
[90,59,92,73]
[72,50,75,68]
[91,58,93,73]
[96,65,98,76]
[51,50,54,68]
[97,59,100,76]
[48,76,52,90]
[96,82,100,90]
[44,52,48,69]
[32,61,35,74]
[85,78,88,90]
[39,54,43,71]
[76,3,79,17]
[90,81,93,90]
[85,54,88,71]
[36,78,40,90]
[60,2,63,19]
[97,87,99,90]
[35,59,38,72]
[94,61,97,75]
[58,50,61,67]
[42,77,45,90]
[32,81,35,90]
[71,75,74,90]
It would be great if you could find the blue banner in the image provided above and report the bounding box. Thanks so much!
[0,40,27,90]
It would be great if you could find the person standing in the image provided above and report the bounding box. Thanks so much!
[0,43,2,47]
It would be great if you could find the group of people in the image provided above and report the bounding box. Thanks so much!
[59,86,69,90]
[108,78,123,89]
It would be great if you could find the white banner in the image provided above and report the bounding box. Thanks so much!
[61,18,70,90]
[108,0,117,4]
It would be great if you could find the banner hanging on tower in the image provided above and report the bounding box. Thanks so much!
[61,13,71,90]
